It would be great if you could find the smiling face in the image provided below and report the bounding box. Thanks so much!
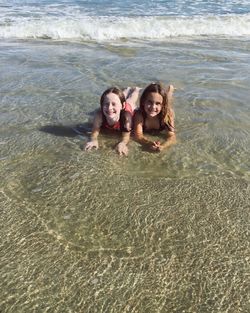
[102,92,124,122]
[143,92,163,118]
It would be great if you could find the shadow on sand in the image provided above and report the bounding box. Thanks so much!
[39,124,91,138]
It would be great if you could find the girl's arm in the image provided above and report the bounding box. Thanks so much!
[84,109,102,150]
[152,131,176,152]
[133,111,155,148]
[116,110,133,156]
[116,131,130,156]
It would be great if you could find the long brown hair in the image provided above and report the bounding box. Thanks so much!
[139,82,174,125]
[100,87,125,108]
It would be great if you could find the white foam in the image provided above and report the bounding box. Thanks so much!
[0,15,250,41]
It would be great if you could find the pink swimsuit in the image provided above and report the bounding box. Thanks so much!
[102,103,133,131]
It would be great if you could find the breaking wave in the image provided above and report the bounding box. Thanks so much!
[1,14,250,41]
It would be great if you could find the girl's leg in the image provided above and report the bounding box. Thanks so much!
[167,84,174,106]
[124,87,141,111]
[123,87,131,99]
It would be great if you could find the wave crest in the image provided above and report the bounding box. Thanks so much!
[1,15,250,41]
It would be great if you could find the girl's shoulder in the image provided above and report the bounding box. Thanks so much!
[95,108,102,116]
[92,108,104,128]
[94,108,103,120]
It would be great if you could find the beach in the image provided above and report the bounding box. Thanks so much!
[0,1,250,312]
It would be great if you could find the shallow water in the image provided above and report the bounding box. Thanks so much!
[0,36,250,312]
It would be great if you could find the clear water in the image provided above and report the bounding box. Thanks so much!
[0,1,250,312]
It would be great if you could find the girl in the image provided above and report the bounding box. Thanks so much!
[84,86,140,156]
[133,82,176,152]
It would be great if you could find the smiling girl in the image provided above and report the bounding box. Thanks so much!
[84,86,140,156]
[133,82,176,152]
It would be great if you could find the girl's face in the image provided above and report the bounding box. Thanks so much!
[102,92,124,121]
[143,92,163,117]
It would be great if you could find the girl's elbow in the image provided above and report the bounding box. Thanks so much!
[168,131,176,140]
[169,135,176,144]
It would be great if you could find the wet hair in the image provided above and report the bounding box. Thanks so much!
[100,86,125,108]
[139,82,173,126]
[120,110,132,132]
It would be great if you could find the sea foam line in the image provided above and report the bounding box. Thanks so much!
[0,15,250,41]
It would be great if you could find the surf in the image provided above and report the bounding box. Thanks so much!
[1,14,250,42]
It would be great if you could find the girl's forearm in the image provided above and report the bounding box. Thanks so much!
[90,129,100,141]
[121,131,130,145]
[135,133,154,147]
[161,133,176,150]
[116,132,131,156]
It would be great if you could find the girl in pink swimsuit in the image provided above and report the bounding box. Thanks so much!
[85,86,140,156]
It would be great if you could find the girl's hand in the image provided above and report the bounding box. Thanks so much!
[84,140,99,151]
[116,142,128,156]
[151,141,162,152]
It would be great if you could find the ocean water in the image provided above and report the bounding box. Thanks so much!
[0,1,249,312]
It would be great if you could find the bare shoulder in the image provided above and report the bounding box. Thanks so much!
[92,108,103,127]
[93,109,103,120]
[94,108,102,117]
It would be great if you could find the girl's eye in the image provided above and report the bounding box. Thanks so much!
[146,101,161,106]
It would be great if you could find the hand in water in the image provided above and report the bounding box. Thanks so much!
[116,142,128,156]
[151,141,162,152]
[84,140,99,151]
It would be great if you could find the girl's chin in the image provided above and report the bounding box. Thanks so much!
[148,113,158,117]
[105,114,119,121]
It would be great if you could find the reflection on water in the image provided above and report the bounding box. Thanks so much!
[0,38,249,312]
